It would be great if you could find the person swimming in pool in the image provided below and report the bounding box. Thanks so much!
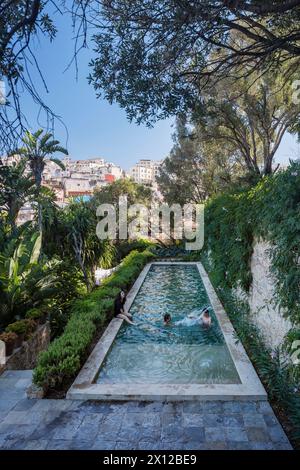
[176,307,212,328]
[114,290,134,325]
[199,308,212,328]
[163,313,172,326]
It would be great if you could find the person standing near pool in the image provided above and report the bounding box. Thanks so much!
[114,290,134,325]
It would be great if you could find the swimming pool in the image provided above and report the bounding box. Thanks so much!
[67,262,267,401]
[96,265,240,384]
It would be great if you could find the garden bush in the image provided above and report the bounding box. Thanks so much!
[25,308,43,321]
[6,320,27,335]
[114,239,154,263]
[33,248,155,391]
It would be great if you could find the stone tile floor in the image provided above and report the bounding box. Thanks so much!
[0,371,293,450]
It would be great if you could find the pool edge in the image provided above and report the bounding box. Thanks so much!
[67,262,267,401]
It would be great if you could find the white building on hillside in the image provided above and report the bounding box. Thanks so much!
[129,159,162,187]
[43,157,124,198]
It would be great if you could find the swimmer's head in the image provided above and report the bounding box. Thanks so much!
[163,313,171,325]
[202,308,210,318]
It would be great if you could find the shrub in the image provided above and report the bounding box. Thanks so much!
[0,231,58,329]
[6,318,37,340]
[0,332,18,344]
[25,308,43,321]
[33,249,155,391]
[6,320,27,335]
[115,239,154,262]
[46,260,87,338]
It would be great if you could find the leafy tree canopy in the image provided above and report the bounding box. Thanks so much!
[89,0,300,124]
[157,116,247,204]
[197,65,300,175]
[90,177,152,208]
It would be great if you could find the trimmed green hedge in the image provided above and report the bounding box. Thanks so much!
[33,249,155,390]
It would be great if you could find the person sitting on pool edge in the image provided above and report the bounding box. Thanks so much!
[199,307,212,328]
[163,313,172,326]
[114,290,134,325]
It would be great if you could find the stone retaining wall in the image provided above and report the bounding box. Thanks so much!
[0,322,50,375]
[247,240,291,350]
[209,240,292,350]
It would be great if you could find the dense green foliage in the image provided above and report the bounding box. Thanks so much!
[42,199,110,290]
[90,1,300,126]
[6,318,36,339]
[13,129,67,232]
[0,231,58,328]
[157,116,247,204]
[204,161,300,326]
[0,160,35,232]
[205,191,254,291]
[90,178,152,209]
[33,249,155,391]
[114,239,154,263]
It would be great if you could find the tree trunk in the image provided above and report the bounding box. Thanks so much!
[263,154,273,175]
[72,232,91,291]
[34,168,43,234]
[38,203,43,234]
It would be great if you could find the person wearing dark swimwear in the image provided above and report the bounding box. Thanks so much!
[114,290,134,325]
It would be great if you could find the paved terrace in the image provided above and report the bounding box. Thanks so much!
[0,371,292,450]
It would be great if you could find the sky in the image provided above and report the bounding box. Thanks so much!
[20,10,300,171]
[21,12,174,171]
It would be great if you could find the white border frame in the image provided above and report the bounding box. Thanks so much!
[67,262,267,401]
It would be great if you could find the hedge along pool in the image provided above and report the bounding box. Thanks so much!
[96,264,240,385]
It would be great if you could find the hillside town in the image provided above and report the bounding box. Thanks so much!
[0,154,163,223]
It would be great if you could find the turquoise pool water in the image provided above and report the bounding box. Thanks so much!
[96,265,240,384]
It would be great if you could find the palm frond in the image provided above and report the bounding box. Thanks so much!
[49,158,66,171]
[33,129,44,140]
[30,234,42,264]
[39,133,53,147]
[44,144,68,156]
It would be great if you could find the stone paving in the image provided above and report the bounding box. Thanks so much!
[0,371,293,450]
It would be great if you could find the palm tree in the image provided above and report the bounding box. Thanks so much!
[14,129,68,232]
[0,159,35,233]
